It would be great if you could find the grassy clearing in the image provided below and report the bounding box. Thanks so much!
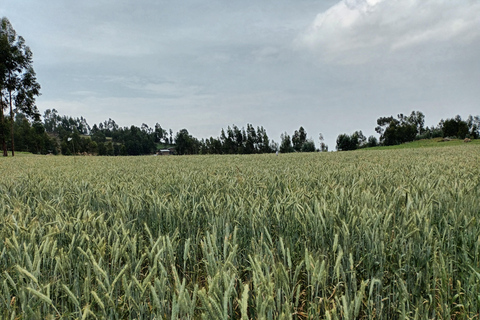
[1,151,44,157]
[1,146,480,319]
[365,137,480,150]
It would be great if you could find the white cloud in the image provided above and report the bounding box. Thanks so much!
[298,0,480,64]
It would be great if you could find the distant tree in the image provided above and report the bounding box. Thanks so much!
[120,144,127,156]
[43,109,59,133]
[105,141,114,156]
[43,109,91,142]
[270,141,279,152]
[211,124,274,155]
[256,126,272,153]
[141,123,152,135]
[318,133,328,152]
[416,125,443,140]
[292,126,307,152]
[336,131,364,151]
[11,112,56,154]
[1,17,41,156]
[220,127,234,154]
[245,123,257,154]
[439,115,470,139]
[280,132,294,153]
[97,142,107,155]
[202,137,222,154]
[233,125,244,153]
[301,139,316,152]
[154,123,167,143]
[466,115,480,139]
[407,111,425,135]
[336,134,354,151]
[366,135,378,147]
[91,130,106,144]
[87,140,98,154]
[353,130,366,148]
[61,130,81,155]
[175,129,200,155]
[101,118,118,137]
[375,111,420,146]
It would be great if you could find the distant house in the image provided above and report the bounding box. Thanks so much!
[157,148,176,155]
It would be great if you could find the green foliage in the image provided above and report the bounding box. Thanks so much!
[375,111,425,146]
[43,110,161,156]
[213,124,274,154]
[336,131,364,151]
[175,129,200,155]
[280,132,294,153]
[366,135,378,147]
[292,126,307,152]
[1,146,480,318]
[43,109,90,137]
[440,115,471,139]
[0,17,41,156]
[466,115,480,138]
[301,139,316,152]
[280,127,317,153]
[13,105,480,157]
[9,113,57,154]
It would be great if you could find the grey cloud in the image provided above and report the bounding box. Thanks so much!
[298,0,480,64]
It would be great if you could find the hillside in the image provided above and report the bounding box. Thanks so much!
[363,137,480,150]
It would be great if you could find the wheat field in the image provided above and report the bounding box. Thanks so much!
[1,145,480,319]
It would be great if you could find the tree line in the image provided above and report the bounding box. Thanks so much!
[335,111,480,151]
[7,108,323,156]
[6,108,479,156]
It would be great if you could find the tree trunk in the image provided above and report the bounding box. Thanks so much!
[9,91,14,156]
[0,95,7,157]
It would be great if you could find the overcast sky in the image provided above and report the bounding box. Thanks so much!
[2,0,479,149]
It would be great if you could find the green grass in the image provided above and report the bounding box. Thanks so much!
[364,137,480,150]
[155,143,175,150]
[4,138,477,157]
[0,151,44,157]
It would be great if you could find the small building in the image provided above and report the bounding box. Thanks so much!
[157,148,176,155]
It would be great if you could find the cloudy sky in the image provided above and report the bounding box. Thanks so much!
[2,0,479,148]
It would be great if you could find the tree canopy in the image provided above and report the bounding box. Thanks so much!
[375,111,424,146]
[439,115,479,139]
[336,131,365,151]
[0,17,41,156]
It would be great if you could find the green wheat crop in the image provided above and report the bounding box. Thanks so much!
[1,145,479,319]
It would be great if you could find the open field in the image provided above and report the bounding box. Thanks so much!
[365,137,480,150]
[1,145,480,319]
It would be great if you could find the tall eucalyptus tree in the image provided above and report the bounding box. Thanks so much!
[0,17,41,156]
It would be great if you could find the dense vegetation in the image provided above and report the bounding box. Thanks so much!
[2,108,479,156]
[0,17,41,156]
[1,145,480,319]
[5,108,323,156]
[336,111,480,151]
